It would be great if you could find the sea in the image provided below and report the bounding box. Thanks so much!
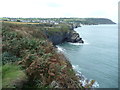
[57,24,118,88]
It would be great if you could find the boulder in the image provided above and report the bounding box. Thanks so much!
[50,81,61,88]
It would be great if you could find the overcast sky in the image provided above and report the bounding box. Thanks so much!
[0,0,119,22]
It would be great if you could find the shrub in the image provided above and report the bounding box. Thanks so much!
[2,52,21,65]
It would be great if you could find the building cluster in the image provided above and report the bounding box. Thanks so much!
[2,18,67,25]
[1,18,82,28]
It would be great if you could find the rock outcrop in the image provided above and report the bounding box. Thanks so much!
[44,30,84,45]
[66,31,84,43]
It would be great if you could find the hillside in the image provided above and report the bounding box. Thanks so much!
[84,18,116,24]
[1,17,116,25]
[2,21,94,88]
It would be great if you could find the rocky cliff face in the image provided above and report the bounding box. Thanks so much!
[66,31,84,43]
[44,30,84,45]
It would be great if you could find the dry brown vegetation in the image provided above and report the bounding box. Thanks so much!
[2,21,84,88]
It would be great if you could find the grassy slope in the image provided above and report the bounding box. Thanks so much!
[2,64,27,88]
[2,21,83,88]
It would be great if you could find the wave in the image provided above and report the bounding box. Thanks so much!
[69,42,89,46]
[72,65,99,88]
[56,45,65,52]
[69,40,89,46]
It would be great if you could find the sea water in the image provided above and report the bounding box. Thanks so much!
[57,24,118,88]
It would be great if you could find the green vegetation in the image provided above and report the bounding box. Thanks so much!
[2,64,27,88]
[2,21,83,88]
[2,21,95,88]
[1,17,116,25]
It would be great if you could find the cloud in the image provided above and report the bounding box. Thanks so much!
[46,2,63,8]
[0,0,118,22]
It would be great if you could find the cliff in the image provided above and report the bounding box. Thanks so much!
[2,21,93,89]
[43,24,84,45]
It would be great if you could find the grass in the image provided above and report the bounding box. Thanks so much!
[2,64,27,88]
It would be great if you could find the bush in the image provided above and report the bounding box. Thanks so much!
[17,20,21,22]
[2,52,21,65]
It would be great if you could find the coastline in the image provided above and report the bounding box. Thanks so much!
[56,43,99,88]
[2,20,116,88]
[2,21,86,88]
[59,24,118,88]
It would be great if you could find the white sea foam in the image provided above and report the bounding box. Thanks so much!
[56,45,65,52]
[69,40,89,46]
[72,64,99,88]
[72,65,81,71]
[92,80,99,88]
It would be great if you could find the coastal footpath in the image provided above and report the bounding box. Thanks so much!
[1,21,93,88]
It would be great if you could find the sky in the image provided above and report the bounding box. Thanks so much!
[0,0,119,23]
